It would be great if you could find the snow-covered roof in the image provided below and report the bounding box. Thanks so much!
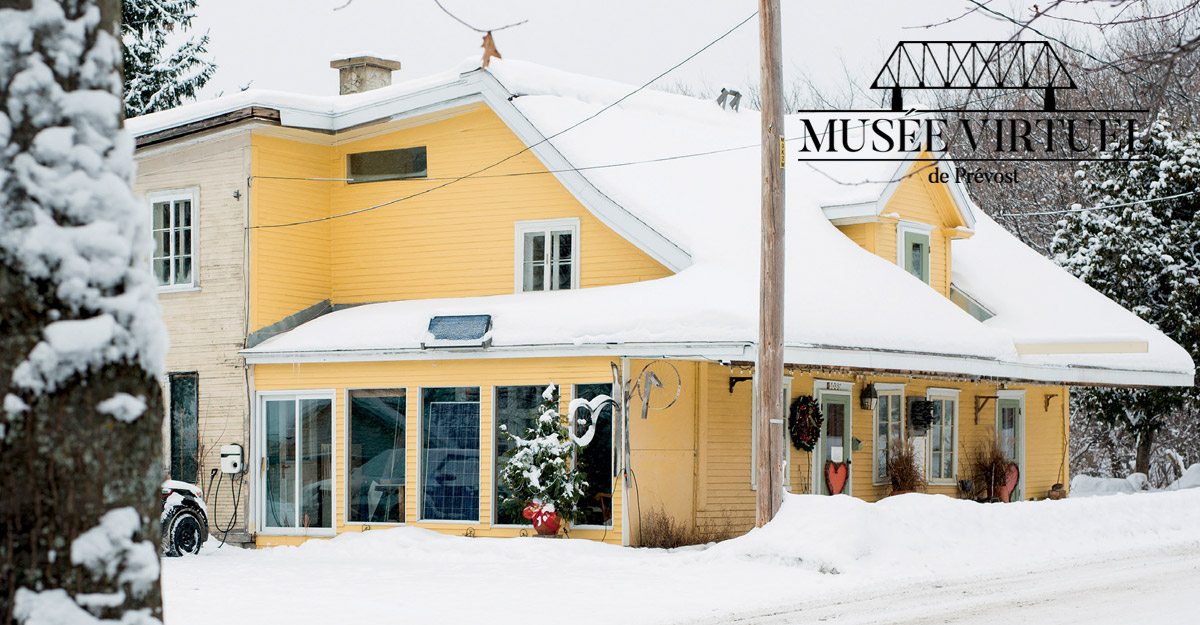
[142,59,1190,386]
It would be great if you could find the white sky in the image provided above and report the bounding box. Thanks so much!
[186,0,1108,102]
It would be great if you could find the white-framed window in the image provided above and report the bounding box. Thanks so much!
[149,187,198,290]
[926,388,961,483]
[896,221,933,285]
[418,386,481,522]
[515,218,580,293]
[572,383,615,528]
[253,390,336,536]
[492,385,544,526]
[872,383,906,485]
[345,388,407,525]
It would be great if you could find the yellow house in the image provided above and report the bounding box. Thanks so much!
[128,57,1193,548]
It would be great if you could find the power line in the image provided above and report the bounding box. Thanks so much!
[1000,190,1196,217]
[250,11,759,230]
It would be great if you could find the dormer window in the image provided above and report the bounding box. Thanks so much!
[347,146,427,183]
[897,222,933,284]
[515,219,579,292]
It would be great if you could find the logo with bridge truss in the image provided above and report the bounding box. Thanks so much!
[794,40,1146,165]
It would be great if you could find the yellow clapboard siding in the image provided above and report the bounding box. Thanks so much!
[249,134,333,329]
[697,367,1069,524]
[248,107,672,330]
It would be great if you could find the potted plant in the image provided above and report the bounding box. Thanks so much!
[886,436,927,495]
[497,384,587,535]
[969,434,1011,502]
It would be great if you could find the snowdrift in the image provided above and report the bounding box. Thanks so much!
[708,490,1200,578]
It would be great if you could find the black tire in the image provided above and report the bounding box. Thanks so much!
[162,507,207,557]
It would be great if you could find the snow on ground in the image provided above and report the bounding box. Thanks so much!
[163,490,1200,624]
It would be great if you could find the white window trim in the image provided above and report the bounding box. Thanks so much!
[896,220,933,284]
[569,382,617,530]
[343,387,408,527]
[812,381,854,496]
[783,376,792,492]
[871,383,906,487]
[925,388,960,485]
[996,389,1027,501]
[252,389,338,538]
[514,218,581,293]
[750,375,793,491]
[415,386,483,524]
[148,186,200,292]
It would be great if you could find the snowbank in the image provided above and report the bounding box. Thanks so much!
[162,490,1200,625]
[1070,473,1150,497]
[707,490,1200,579]
[1071,464,1200,497]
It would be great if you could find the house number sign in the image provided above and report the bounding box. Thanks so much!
[815,380,853,392]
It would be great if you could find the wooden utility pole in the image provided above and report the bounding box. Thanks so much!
[755,0,786,527]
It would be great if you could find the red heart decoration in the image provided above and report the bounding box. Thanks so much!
[825,460,849,495]
[998,462,1021,502]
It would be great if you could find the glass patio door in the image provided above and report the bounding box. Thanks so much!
[261,395,333,531]
[817,393,852,495]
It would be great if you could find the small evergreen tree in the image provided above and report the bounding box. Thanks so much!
[497,385,587,525]
[123,0,217,118]
[1051,117,1200,475]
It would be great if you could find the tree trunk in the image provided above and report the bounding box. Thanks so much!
[1134,428,1154,476]
[0,1,166,623]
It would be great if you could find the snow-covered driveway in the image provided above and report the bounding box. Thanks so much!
[161,490,1200,625]
[711,543,1200,624]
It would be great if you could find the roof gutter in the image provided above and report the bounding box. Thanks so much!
[239,339,1191,387]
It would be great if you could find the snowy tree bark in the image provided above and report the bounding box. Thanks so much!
[1136,430,1155,476]
[0,1,167,623]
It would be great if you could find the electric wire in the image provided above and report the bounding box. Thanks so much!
[249,11,759,230]
[244,88,1044,228]
[999,190,1196,217]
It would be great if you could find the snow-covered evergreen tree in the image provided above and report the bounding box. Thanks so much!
[122,0,216,118]
[1052,117,1200,476]
[497,385,588,525]
[1,0,167,622]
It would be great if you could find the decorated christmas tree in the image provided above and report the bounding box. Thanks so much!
[497,385,587,529]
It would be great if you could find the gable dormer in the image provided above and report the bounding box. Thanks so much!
[823,156,975,300]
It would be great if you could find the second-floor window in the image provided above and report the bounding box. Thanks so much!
[897,222,932,285]
[150,188,197,289]
[515,219,579,292]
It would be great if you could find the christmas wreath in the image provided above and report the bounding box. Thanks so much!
[788,395,823,452]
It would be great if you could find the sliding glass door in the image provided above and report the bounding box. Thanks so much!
[259,394,333,533]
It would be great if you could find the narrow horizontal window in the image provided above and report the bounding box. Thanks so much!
[347,147,427,183]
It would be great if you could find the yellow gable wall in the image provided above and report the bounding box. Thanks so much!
[836,159,968,298]
[247,106,672,330]
[328,108,672,303]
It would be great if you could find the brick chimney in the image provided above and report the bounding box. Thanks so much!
[330,56,402,95]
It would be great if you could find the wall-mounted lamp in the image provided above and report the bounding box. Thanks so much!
[860,383,878,410]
